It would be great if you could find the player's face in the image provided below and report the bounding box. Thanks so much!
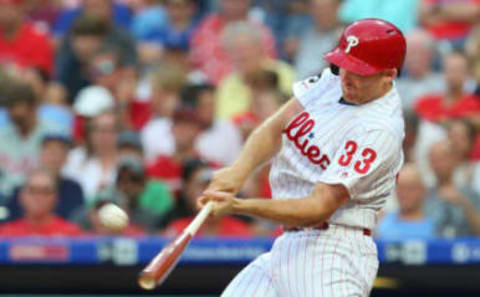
[339,68,395,104]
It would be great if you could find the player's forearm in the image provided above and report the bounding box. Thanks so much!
[230,119,283,179]
[231,184,348,226]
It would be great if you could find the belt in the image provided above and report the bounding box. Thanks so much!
[282,222,371,237]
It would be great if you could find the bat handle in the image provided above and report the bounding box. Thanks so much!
[184,201,214,236]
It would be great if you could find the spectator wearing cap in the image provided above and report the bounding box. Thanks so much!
[414,52,480,187]
[146,107,204,194]
[117,130,144,161]
[141,65,186,162]
[63,111,119,204]
[0,81,60,198]
[72,85,115,144]
[138,0,197,66]
[182,84,242,166]
[0,168,83,236]
[4,134,84,223]
[426,140,480,237]
[190,0,277,85]
[0,0,53,75]
[376,164,435,240]
[164,159,252,237]
[52,0,133,38]
[216,21,295,119]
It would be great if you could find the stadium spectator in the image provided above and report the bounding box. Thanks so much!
[0,81,58,198]
[141,65,186,162]
[138,0,197,67]
[0,168,83,236]
[55,15,137,103]
[163,159,252,237]
[0,0,53,75]
[190,0,277,84]
[420,0,480,48]
[146,108,203,193]
[339,0,419,33]
[426,140,480,237]
[6,134,85,222]
[75,155,174,234]
[63,111,119,203]
[72,85,115,144]
[376,164,435,240]
[294,0,344,79]
[182,84,243,165]
[447,120,478,190]
[87,45,137,130]
[396,30,444,110]
[233,71,288,140]
[216,21,294,119]
[54,15,110,104]
[52,0,133,38]
[414,52,480,186]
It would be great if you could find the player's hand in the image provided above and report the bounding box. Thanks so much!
[198,190,237,217]
[204,166,247,196]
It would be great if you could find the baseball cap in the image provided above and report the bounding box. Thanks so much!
[42,133,72,146]
[117,155,145,178]
[73,86,115,117]
[117,130,142,151]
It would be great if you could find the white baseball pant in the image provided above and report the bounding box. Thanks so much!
[221,224,378,297]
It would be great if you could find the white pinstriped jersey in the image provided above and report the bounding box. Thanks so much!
[269,68,405,230]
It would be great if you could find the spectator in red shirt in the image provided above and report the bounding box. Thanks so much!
[0,168,83,236]
[163,159,252,237]
[0,0,53,75]
[414,52,480,187]
[190,0,276,85]
[420,0,480,47]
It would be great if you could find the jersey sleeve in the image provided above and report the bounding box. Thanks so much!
[317,127,403,201]
[292,67,337,108]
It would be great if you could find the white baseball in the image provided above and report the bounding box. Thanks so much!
[98,203,129,231]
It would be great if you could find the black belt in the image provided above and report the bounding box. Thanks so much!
[282,222,372,236]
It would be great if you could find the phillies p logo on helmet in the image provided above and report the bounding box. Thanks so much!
[345,36,359,53]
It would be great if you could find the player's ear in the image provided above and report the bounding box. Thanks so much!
[383,69,397,83]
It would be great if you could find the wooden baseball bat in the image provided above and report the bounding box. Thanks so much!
[137,201,214,290]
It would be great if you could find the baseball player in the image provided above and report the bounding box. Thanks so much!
[199,18,406,297]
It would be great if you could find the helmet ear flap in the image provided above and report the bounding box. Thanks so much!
[330,64,339,75]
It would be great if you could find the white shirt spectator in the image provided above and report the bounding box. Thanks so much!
[195,119,243,166]
[141,117,175,163]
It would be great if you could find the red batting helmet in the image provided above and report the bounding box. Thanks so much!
[324,18,406,76]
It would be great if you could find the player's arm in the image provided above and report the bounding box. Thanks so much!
[205,98,303,194]
[200,182,349,227]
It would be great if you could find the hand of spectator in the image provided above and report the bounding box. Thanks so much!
[204,166,247,196]
[198,190,236,217]
[438,184,467,206]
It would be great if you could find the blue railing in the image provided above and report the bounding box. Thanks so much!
[0,236,479,266]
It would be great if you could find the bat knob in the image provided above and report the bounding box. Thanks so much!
[138,272,156,290]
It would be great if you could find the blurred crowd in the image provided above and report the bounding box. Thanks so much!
[1,0,480,240]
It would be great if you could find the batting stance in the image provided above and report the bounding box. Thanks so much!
[199,18,406,297]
